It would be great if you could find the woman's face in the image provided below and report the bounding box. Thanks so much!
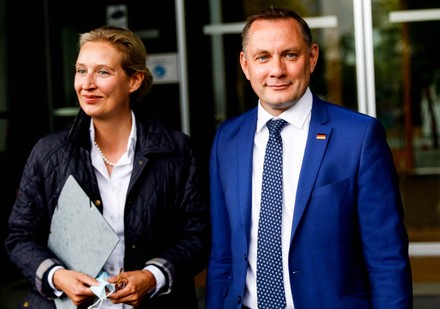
[74,41,140,120]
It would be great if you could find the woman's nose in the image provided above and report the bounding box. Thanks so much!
[82,74,96,88]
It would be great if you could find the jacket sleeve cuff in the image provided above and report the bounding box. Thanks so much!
[145,258,174,295]
[36,258,63,299]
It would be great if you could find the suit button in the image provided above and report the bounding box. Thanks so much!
[237,296,242,304]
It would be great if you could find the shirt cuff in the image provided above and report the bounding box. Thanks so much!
[145,265,166,296]
[48,266,64,297]
[145,258,173,295]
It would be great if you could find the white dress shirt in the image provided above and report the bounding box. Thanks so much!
[90,111,164,308]
[90,114,135,309]
[243,88,312,309]
[93,138,132,277]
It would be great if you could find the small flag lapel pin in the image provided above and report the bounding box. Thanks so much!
[316,133,326,140]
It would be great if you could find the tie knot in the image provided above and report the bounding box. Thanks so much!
[267,119,287,136]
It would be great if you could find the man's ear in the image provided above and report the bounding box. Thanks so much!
[240,51,251,80]
[309,43,319,73]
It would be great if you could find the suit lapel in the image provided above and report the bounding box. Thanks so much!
[291,98,332,240]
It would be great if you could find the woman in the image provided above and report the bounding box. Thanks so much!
[5,25,210,309]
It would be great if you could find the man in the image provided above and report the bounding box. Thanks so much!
[206,7,412,309]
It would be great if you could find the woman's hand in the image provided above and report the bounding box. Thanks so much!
[53,268,99,306]
[107,269,156,306]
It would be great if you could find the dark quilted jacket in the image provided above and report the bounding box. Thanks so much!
[5,108,210,309]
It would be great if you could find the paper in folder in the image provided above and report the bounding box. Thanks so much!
[48,175,120,309]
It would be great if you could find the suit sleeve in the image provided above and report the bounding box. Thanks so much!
[205,126,233,309]
[356,119,413,307]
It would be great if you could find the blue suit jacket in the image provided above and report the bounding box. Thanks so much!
[206,95,412,309]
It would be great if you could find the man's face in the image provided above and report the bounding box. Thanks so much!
[240,19,319,116]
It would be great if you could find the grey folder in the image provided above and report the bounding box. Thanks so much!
[48,175,120,309]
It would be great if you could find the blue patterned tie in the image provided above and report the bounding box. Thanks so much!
[257,118,287,309]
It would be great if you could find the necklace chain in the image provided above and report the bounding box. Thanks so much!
[94,141,116,167]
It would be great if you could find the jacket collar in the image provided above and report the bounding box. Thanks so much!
[67,108,175,155]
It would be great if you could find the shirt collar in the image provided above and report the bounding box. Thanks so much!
[89,110,137,154]
[257,87,313,133]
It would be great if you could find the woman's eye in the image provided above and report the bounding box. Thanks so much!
[98,70,109,75]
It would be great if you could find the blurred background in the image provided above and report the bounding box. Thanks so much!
[1,0,439,307]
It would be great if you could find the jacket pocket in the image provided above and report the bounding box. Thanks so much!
[310,178,350,199]
[18,292,56,309]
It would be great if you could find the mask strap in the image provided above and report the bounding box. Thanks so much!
[87,290,115,309]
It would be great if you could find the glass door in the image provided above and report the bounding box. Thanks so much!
[371,0,440,288]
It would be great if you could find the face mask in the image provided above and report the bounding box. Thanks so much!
[88,271,116,309]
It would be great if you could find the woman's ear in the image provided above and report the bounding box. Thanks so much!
[130,71,145,93]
